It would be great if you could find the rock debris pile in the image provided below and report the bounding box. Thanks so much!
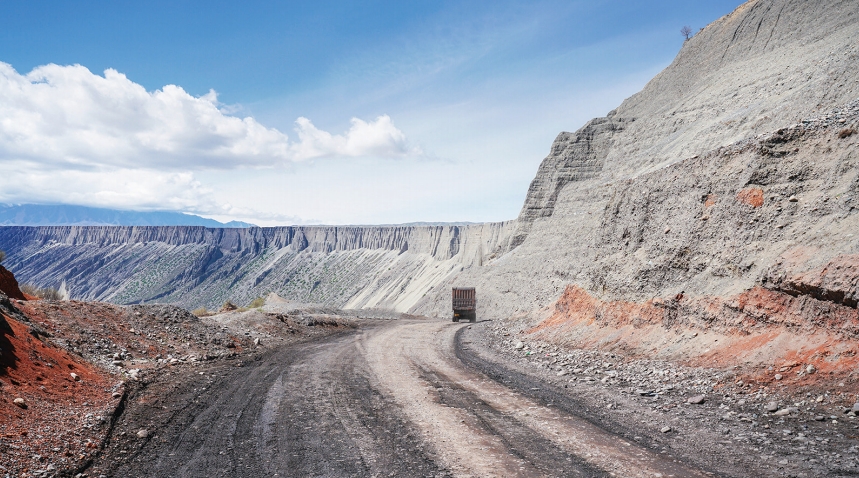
[1,292,354,477]
[483,321,859,477]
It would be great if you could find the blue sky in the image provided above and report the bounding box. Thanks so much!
[0,0,743,225]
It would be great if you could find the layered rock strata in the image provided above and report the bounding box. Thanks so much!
[0,223,513,311]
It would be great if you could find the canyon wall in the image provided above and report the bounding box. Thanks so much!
[0,223,514,311]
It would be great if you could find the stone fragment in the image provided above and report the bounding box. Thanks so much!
[775,407,798,417]
[557,370,567,376]
[70,373,80,381]
[514,341,524,350]
[774,374,782,381]
[806,364,816,374]
[254,337,261,346]
[13,397,27,408]
[814,416,826,421]
[661,426,672,433]
[852,403,859,413]
[112,392,122,399]
[766,402,779,413]
[136,429,149,438]
[789,196,799,202]
[687,395,706,405]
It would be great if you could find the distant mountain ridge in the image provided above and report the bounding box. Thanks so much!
[0,204,255,228]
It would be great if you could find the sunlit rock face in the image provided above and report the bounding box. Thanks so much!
[0,223,514,311]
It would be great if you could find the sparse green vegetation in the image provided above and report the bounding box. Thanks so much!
[20,284,62,300]
[248,297,265,308]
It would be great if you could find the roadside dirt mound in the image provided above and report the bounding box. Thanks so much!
[0,265,26,300]
[1,296,117,477]
[14,301,256,372]
[1,293,359,476]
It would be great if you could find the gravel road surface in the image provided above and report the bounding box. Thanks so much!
[87,320,709,477]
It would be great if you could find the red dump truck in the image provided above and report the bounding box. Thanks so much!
[451,287,476,322]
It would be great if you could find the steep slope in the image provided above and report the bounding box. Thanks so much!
[0,223,513,311]
[0,264,25,300]
[415,0,859,317]
[511,0,859,247]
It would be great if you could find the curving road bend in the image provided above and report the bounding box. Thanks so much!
[90,320,709,477]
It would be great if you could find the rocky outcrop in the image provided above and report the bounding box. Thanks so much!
[765,253,859,308]
[509,117,626,249]
[0,265,25,300]
[510,0,859,247]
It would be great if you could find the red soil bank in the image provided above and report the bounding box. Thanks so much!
[1,303,118,476]
[0,265,26,300]
[527,255,859,394]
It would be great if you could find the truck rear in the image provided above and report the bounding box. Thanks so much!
[451,287,476,322]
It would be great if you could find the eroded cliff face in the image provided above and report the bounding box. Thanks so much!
[408,0,859,378]
[0,223,514,311]
[510,0,859,247]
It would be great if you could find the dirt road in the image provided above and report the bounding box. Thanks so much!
[88,320,709,477]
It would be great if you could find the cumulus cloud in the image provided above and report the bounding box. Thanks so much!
[0,62,418,170]
[0,62,420,222]
[291,115,420,160]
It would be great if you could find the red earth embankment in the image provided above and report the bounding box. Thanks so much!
[0,265,26,300]
[527,254,859,393]
[1,297,118,476]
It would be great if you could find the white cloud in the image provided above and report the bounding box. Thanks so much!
[291,115,420,161]
[0,62,418,170]
[0,62,420,222]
